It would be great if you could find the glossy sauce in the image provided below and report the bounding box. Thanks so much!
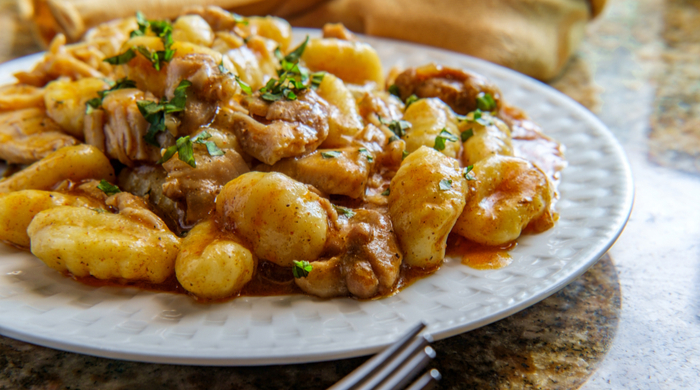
[446,234,516,270]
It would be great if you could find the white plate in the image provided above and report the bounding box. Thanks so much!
[0,30,633,365]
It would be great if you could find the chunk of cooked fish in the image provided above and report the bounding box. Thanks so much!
[0,107,79,164]
[27,197,180,283]
[0,144,114,193]
[393,64,502,115]
[216,172,330,267]
[229,90,329,165]
[453,155,554,246]
[176,219,256,299]
[389,146,467,268]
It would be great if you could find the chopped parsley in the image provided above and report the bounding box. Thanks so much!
[433,129,458,151]
[381,187,390,196]
[439,179,452,191]
[231,12,248,26]
[388,84,400,97]
[137,79,192,146]
[476,92,496,112]
[157,130,224,168]
[321,150,342,159]
[404,94,419,108]
[333,205,356,218]
[292,260,313,278]
[235,76,252,95]
[402,150,409,160]
[464,165,475,181]
[85,77,137,114]
[97,179,121,196]
[359,148,374,162]
[462,108,492,126]
[218,60,230,75]
[259,36,317,102]
[388,135,400,144]
[311,71,325,89]
[460,128,474,142]
[379,116,412,138]
[108,13,176,71]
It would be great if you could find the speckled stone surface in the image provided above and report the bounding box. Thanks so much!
[3,0,699,388]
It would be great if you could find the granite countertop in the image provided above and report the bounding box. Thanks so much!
[0,0,698,388]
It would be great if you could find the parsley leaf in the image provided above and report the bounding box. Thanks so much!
[157,130,224,168]
[311,71,325,89]
[97,179,121,196]
[231,13,248,26]
[461,128,474,142]
[404,94,419,108]
[85,98,102,114]
[218,60,230,75]
[464,165,475,181]
[388,84,400,97]
[359,148,374,162]
[292,260,313,278]
[284,36,309,63]
[259,36,314,102]
[433,129,458,151]
[379,117,412,138]
[381,188,390,196]
[476,92,496,111]
[439,179,452,191]
[130,11,149,37]
[104,48,136,65]
[138,79,191,146]
[321,150,342,159]
[402,150,409,160]
[333,205,356,218]
[388,135,400,144]
[235,76,252,95]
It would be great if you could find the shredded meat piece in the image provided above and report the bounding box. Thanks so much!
[165,54,239,135]
[0,107,79,164]
[295,209,402,299]
[264,147,371,199]
[162,147,249,225]
[394,64,502,115]
[97,89,165,166]
[229,90,329,165]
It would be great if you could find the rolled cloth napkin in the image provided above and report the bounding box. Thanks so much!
[17,0,606,80]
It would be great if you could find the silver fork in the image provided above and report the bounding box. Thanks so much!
[329,322,441,390]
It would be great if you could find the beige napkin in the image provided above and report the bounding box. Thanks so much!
[17,0,605,80]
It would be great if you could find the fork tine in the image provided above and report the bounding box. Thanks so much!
[354,335,433,390]
[328,322,427,390]
[403,369,442,390]
[375,346,436,390]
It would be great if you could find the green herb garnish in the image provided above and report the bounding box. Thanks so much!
[258,37,314,102]
[464,165,475,181]
[404,94,418,108]
[311,71,325,89]
[235,76,252,95]
[359,148,374,162]
[388,84,400,97]
[97,179,121,196]
[461,128,474,142]
[333,205,356,218]
[137,79,192,146]
[379,117,412,138]
[104,48,137,65]
[231,13,248,26]
[476,92,496,111]
[381,188,390,196]
[433,129,458,151]
[321,150,342,159]
[292,260,313,278]
[157,130,224,168]
[402,150,409,160]
[439,179,452,191]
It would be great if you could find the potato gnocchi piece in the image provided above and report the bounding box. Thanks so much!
[176,220,256,299]
[453,155,554,246]
[244,16,293,52]
[389,146,467,268]
[315,73,364,148]
[0,107,79,164]
[460,115,513,166]
[216,172,330,267]
[0,144,114,193]
[0,190,104,248]
[44,78,109,138]
[27,201,180,283]
[301,38,384,86]
[172,15,215,47]
[403,98,461,159]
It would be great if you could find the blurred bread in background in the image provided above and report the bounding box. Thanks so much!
[17,0,606,80]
